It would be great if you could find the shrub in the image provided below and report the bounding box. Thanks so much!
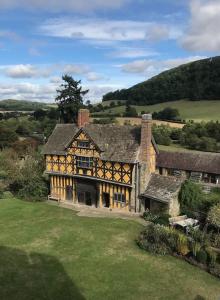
[138,223,189,256]
[18,178,48,201]
[143,209,158,222]
[209,263,220,277]
[210,232,220,248]
[0,183,4,199]
[191,241,202,257]
[207,203,220,229]
[196,250,208,264]
[176,233,190,256]
[138,224,173,255]
[155,213,170,226]
[179,180,203,212]
[206,248,217,267]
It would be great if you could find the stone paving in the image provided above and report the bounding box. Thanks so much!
[47,200,147,225]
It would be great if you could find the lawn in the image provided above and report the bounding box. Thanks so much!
[0,198,219,300]
[96,100,220,122]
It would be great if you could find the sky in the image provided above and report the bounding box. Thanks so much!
[0,0,219,103]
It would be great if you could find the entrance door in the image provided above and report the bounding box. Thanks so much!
[66,185,73,201]
[76,179,97,207]
[85,192,92,206]
[144,198,151,211]
[103,193,110,208]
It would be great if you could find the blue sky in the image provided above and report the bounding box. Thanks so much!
[0,0,219,102]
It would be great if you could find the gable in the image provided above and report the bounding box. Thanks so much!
[66,128,100,157]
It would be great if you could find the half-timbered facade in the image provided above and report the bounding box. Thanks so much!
[43,109,158,213]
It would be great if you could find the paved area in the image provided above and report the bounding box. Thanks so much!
[47,200,147,225]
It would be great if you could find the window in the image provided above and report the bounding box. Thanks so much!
[76,156,93,169]
[114,193,126,203]
[77,141,90,148]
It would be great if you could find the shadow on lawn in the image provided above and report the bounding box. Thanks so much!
[0,246,85,300]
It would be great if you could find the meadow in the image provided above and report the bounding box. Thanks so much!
[98,100,220,122]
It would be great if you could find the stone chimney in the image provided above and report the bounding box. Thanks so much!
[139,114,152,165]
[77,109,90,128]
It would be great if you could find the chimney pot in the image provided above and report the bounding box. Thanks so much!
[142,113,152,121]
[77,109,90,128]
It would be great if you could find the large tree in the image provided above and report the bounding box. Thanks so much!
[55,75,89,123]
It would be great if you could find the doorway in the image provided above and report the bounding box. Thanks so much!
[103,193,110,208]
[78,191,92,206]
[76,179,97,207]
[66,185,73,201]
[144,198,151,211]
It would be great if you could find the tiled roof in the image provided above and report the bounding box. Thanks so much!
[140,174,183,203]
[43,123,158,163]
[157,150,220,175]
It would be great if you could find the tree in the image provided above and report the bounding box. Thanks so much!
[123,103,138,117]
[153,107,181,121]
[55,75,89,123]
[0,125,18,149]
[152,125,171,146]
[33,109,47,120]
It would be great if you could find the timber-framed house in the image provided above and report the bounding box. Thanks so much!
[43,109,182,216]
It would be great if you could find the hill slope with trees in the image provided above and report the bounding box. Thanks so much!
[0,99,52,111]
[103,56,220,105]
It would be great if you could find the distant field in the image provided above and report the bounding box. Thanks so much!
[114,117,184,128]
[98,100,220,122]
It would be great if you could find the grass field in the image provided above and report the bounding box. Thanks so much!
[97,100,220,122]
[0,198,220,300]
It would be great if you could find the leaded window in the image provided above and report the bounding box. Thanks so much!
[77,141,90,148]
[114,193,126,203]
[76,156,93,168]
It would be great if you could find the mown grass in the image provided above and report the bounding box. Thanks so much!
[98,100,220,122]
[0,198,219,300]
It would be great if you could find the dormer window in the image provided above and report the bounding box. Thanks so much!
[77,141,90,148]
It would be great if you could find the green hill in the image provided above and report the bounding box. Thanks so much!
[103,56,220,105]
[94,100,220,122]
[0,99,55,111]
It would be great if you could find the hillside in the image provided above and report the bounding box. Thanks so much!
[0,99,54,111]
[93,100,220,122]
[103,56,220,105]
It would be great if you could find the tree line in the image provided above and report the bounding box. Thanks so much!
[153,120,220,152]
[103,56,220,105]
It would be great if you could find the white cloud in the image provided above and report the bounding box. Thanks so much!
[122,59,153,73]
[63,64,90,75]
[121,55,206,75]
[146,25,170,42]
[86,72,105,81]
[0,81,121,103]
[84,84,124,102]
[109,47,158,58]
[40,18,181,43]
[182,0,220,52]
[3,64,52,78]
[0,30,21,42]
[0,82,56,102]
[0,0,131,12]
[1,63,97,79]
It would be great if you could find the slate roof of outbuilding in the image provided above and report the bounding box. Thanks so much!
[140,174,183,203]
[42,123,158,163]
[157,150,220,175]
